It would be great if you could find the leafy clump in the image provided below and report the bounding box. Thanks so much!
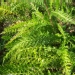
[0,0,75,75]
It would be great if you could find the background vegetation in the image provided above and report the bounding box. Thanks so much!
[0,0,75,75]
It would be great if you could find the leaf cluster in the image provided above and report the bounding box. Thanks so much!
[0,0,75,75]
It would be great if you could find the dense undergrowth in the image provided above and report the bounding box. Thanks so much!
[0,0,75,75]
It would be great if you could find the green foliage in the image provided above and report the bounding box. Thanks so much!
[0,0,75,75]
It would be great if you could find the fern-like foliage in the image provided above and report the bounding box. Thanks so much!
[0,0,75,75]
[52,10,75,24]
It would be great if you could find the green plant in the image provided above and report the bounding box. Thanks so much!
[0,0,75,75]
[0,0,33,68]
